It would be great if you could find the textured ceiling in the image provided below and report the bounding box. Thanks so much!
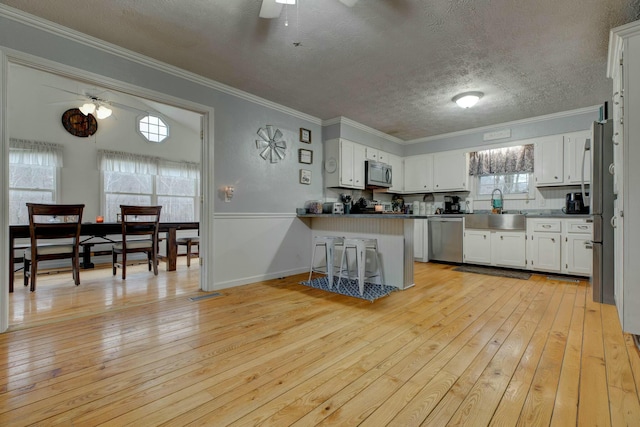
[2,0,639,141]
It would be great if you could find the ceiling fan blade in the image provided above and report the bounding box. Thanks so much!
[339,0,359,6]
[259,0,283,18]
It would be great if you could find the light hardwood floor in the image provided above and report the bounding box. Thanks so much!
[2,262,639,426]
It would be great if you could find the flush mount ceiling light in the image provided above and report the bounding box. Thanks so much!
[452,91,484,109]
[275,0,295,4]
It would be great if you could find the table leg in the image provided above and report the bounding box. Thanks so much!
[81,243,95,269]
[166,228,178,271]
[9,235,15,293]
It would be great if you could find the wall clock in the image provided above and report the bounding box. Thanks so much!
[61,108,98,137]
[255,125,286,163]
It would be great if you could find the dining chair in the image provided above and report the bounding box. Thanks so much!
[112,205,162,280]
[176,236,199,267]
[23,203,85,292]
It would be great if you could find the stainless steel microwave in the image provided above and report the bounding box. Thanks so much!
[365,160,392,188]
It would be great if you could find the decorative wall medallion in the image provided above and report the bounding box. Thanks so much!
[256,125,286,163]
[61,108,98,137]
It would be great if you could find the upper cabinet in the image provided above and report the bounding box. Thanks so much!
[324,138,365,189]
[386,153,404,193]
[533,132,591,187]
[404,154,433,192]
[533,135,564,186]
[564,130,591,185]
[433,151,468,192]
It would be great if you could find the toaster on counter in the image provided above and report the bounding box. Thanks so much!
[322,202,344,214]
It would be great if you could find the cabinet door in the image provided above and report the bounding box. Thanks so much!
[564,131,591,185]
[564,234,593,276]
[404,154,433,192]
[365,147,378,161]
[339,140,355,187]
[352,143,366,189]
[387,154,404,192]
[492,232,526,268]
[433,151,468,191]
[529,233,562,272]
[377,151,387,163]
[463,230,491,265]
[534,135,564,186]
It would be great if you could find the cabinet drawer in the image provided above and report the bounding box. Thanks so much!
[531,220,561,232]
[566,221,593,234]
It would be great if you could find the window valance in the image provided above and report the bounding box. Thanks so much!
[469,144,534,176]
[98,150,200,178]
[9,138,64,167]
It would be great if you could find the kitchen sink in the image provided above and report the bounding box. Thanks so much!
[464,213,526,230]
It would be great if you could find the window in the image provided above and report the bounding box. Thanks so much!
[9,139,62,225]
[99,150,199,222]
[138,114,169,143]
[477,173,530,196]
[469,144,534,198]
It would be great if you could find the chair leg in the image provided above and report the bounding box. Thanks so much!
[73,254,80,286]
[30,261,37,292]
[186,242,192,267]
[147,251,152,271]
[122,252,127,280]
[152,249,159,276]
[112,250,117,276]
[24,259,30,287]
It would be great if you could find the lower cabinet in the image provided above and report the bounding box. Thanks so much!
[464,229,526,268]
[528,232,562,272]
[563,219,593,276]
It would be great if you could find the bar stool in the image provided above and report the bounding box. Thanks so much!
[176,236,199,267]
[308,236,345,288]
[338,238,384,296]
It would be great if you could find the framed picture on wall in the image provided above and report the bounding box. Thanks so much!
[300,169,311,185]
[300,128,311,144]
[298,149,313,164]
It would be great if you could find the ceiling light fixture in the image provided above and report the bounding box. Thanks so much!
[79,103,96,116]
[452,91,484,109]
[275,0,295,4]
[79,99,112,119]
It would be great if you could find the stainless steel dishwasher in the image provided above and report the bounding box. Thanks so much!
[428,216,463,263]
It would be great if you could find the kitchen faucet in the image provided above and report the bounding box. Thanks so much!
[491,188,503,214]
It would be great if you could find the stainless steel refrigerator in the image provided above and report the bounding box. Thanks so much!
[584,120,615,304]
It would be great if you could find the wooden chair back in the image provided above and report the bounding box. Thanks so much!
[119,205,162,247]
[27,203,84,245]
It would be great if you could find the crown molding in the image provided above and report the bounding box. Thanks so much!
[405,105,601,144]
[322,116,404,144]
[0,4,322,126]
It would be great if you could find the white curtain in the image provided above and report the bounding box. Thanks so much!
[9,138,63,167]
[158,159,200,179]
[97,150,158,175]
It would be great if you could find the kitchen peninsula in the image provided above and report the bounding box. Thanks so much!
[298,214,416,290]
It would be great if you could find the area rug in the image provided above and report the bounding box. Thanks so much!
[299,276,398,302]
[453,265,531,280]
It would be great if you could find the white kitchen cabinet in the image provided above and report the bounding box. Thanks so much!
[387,153,404,193]
[463,229,525,267]
[433,151,468,192]
[414,219,429,262]
[564,130,591,185]
[492,232,527,268]
[324,138,365,189]
[463,229,491,265]
[563,219,593,276]
[533,135,564,186]
[527,219,562,273]
[404,154,433,192]
[365,147,380,162]
[608,20,640,334]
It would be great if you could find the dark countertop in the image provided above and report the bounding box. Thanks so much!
[297,213,418,219]
[298,212,592,219]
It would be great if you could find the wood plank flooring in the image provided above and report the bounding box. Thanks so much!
[1,262,639,426]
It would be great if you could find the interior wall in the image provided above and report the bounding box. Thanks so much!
[0,10,319,295]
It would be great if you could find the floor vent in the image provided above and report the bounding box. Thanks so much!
[189,292,222,302]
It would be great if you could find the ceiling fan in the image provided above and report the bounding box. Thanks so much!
[46,86,150,120]
[259,0,359,19]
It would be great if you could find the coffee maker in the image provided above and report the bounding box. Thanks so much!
[564,192,588,214]
[444,196,462,213]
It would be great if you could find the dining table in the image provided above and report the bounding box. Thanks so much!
[9,221,199,292]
